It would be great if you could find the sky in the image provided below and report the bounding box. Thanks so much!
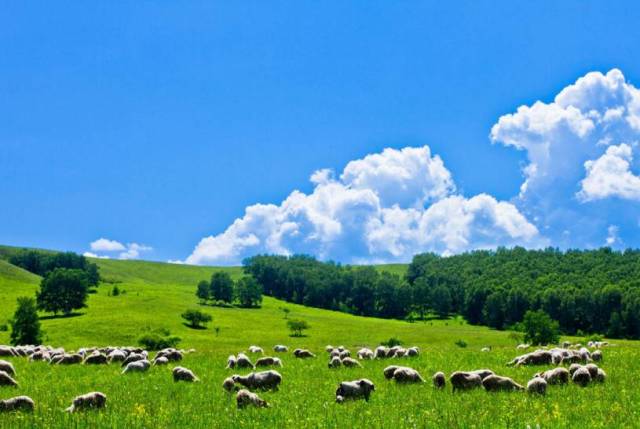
[2,1,640,264]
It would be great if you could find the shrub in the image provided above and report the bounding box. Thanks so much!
[381,337,403,347]
[522,310,560,345]
[10,297,43,345]
[287,319,310,337]
[181,309,212,329]
[138,331,181,350]
[455,339,468,348]
[112,285,120,297]
[0,323,8,332]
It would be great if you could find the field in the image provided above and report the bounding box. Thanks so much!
[0,252,639,428]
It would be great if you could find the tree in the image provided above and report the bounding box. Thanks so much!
[522,310,560,345]
[181,309,212,329]
[10,297,42,345]
[210,272,234,303]
[235,276,263,308]
[287,319,309,337]
[36,268,88,316]
[431,285,452,318]
[196,280,210,304]
[483,290,507,329]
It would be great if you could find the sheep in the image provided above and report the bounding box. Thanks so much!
[121,353,145,367]
[172,366,199,382]
[392,347,407,358]
[330,350,341,359]
[108,350,127,363]
[572,366,592,387]
[341,357,362,368]
[594,368,607,383]
[236,353,254,369]
[325,345,334,353]
[383,365,400,379]
[232,370,282,391]
[569,363,582,376]
[236,389,268,409]
[226,355,237,369]
[432,371,446,389]
[0,396,35,412]
[592,350,603,362]
[0,346,15,357]
[273,345,288,353]
[482,375,524,392]
[391,367,425,383]
[335,379,375,402]
[255,357,283,368]
[57,353,83,365]
[293,349,315,359]
[508,350,554,366]
[248,346,264,354]
[481,347,491,352]
[339,350,351,359]
[469,369,495,380]
[374,346,389,359]
[0,360,15,376]
[84,353,108,365]
[328,356,342,368]
[536,367,569,385]
[65,392,107,413]
[562,341,571,348]
[0,370,18,387]
[222,377,236,392]
[516,344,530,350]
[450,371,482,391]
[153,356,169,366]
[122,359,151,374]
[578,347,591,361]
[527,376,547,395]
[584,363,599,379]
[357,348,374,360]
[155,349,182,362]
[406,347,420,357]
[29,351,50,362]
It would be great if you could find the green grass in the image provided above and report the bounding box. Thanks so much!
[0,253,638,428]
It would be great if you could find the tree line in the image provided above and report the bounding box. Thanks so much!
[196,272,263,308]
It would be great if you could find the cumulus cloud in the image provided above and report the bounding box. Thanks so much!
[578,144,640,201]
[85,239,152,260]
[605,225,622,247]
[185,146,541,265]
[83,252,110,259]
[90,238,126,252]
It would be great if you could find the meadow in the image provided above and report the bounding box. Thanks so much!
[0,254,638,428]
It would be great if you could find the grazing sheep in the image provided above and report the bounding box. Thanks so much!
[509,350,554,366]
[29,351,50,362]
[226,355,237,369]
[236,389,268,409]
[122,359,151,374]
[339,350,351,359]
[450,372,482,391]
[0,396,35,412]
[481,347,491,352]
[255,357,283,368]
[0,347,15,357]
[65,392,107,413]
[594,368,607,383]
[328,356,342,368]
[330,350,340,359]
[84,353,108,365]
[392,347,407,358]
[155,349,182,362]
[248,346,264,354]
[536,367,569,385]
[357,348,374,360]
[482,375,524,392]
[469,369,495,380]
[325,345,334,353]
[392,367,425,383]
[432,371,446,389]
[406,347,420,357]
[153,356,169,366]
[57,354,83,365]
[569,363,582,376]
[172,366,199,382]
[0,360,15,376]
[236,353,254,369]
[383,365,400,379]
[293,349,315,359]
[341,357,362,368]
[572,366,592,387]
[0,371,18,387]
[335,379,375,402]
[121,353,145,367]
[584,364,599,379]
[273,345,288,353]
[108,350,127,363]
[232,370,282,391]
[374,346,389,359]
[222,377,236,392]
[527,376,547,395]
[592,350,603,362]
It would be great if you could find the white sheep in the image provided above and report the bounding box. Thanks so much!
[65,392,107,412]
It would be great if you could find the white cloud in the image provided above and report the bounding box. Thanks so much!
[90,238,126,252]
[185,146,541,265]
[605,225,622,247]
[118,243,153,260]
[83,251,110,259]
[578,144,640,201]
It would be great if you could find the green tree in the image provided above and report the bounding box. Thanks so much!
[287,319,309,337]
[10,297,43,345]
[36,268,88,316]
[431,285,452,318]
[181,309,212,329]
[522,310,560,345]
[196,280,210,304]
[210,272,234,303]
[483,290,507,329]
[235,276,263,308]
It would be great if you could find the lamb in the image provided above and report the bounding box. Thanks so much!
[172,366,199,382]
[65,392,107,412]
[449,371,482,391]
[591,350,603,362]
[0,360,15,376]
[328,356,342,368]
[236,389,268,408]
[432,371,446,389]
[226,355,237,369]
[0,396,35,412]
[572,366,592,387]
[84,353,108,365]
[248,346,264,354]
[357,348,374,360]
[255,357,283,368]
[153,356,169,366]
[232,370,282,390]
[536,367,569,385]
[482,375,524,392]
[122,359,151,374]
[0,370,18,387]
[526,376,547,395]
[236,353,254,369]
[335,379,375,402]
[293,349,315,359]
[391,367,424,383]
[341,357,362,368]
[273,345,288,353]
[222,377,236,392]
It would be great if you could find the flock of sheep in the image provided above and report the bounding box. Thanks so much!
[0,339,610,413]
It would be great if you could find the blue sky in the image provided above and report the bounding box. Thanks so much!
[2,1,640,264]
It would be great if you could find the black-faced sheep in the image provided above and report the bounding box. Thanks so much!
[0,360,15,376]
[172,366,199,382]
[450,372,482,391]
[527,376,547,395]
[482,375,524,392]
[236,389,268,408]
[0,370,18,387]
[255,357,283,368]
[293,349,315,359]
[335,379,375,402]
[65,392,107,412]
[432,371,446,389]
[232,370,282,391]
[122,359,151,374]
[0,396,35,412]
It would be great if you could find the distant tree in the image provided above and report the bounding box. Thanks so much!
[431,285,452,318]
[36,268,88,316]
[210,272,234,303]
[607,311,624,338]
[483,290,507,329]
[10,297,42,345]
[287,319,309,337]
[235,276,263,308]
[181,309,212,329]
[522,310,560,345]
[111,285,120,297]
[281,307,291,319]
[196,280,210,304]
[410,277,431,319]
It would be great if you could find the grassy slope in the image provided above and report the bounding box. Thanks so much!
[0,253,638,428]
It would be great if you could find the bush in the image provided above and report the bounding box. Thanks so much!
[455,339,468,348]
[181,309,212,329]
[522,310,560,345]
[0,323,8,332]
[112,285,120,297]
[138,331,181,350]
[287,319,310,337]
[10,297,43,345]
[381,337,403,347]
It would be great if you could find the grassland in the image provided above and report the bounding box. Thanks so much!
[0,251,638,428]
